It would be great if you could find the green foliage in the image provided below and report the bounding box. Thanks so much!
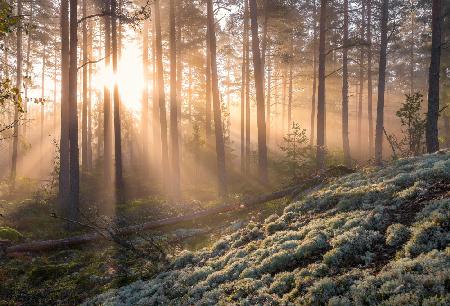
[279,122,314,182]
[386,93,426,158]
[0,0,18,37]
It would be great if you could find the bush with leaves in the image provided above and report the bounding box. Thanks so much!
[279,122,315,182]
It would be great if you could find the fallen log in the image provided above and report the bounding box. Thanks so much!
[4,166,352,255]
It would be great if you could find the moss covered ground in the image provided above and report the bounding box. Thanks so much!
[86,151,450,305]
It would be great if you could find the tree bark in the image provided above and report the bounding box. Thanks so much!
[142,20,149,168]
[244,0,251,173]
[367,0,373,157]
[40,48,45,175]
[205,27,212,143]
[249,0,268,183]
[10,0,22,189]
[240,6,247,173]
[82,0,88,172]
[68,0,80,222]
[154,0,170,193]
[310,0,317,146]
[103,0,113,190]
[266,45,271,144]
[374,0,389,165]
[426,0,441,153]
[207,0,227,196]
[59,0,70,216]
[316,0,327,169]
[342,0,351,167]
[169,0,180,201]
[112,0,124,203]
[357,1,366,156]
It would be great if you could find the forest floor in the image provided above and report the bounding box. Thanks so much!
[0,177,288,305]
[84,151,450,305]
[1,152,450,305]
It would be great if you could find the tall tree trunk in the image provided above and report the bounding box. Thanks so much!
[40,48,45,174]
[205,27,212,142]
[342,0,351,167]
[68,0,80,222]
[240,9,246,173]
[288,60,293,130]
[266,45,271,144]
[249,0,268,183]
[367,0,373,157]
[206,0,227,196]
[23,0,33,139]
[103,0,113,190]
[11,0,22,189]
[282,67,286,132]
[244,0,250,173]
[142,19,149,168]
[310,0,317,146]
[151,9,160,165]
[316,0,327,169]
[112,0,124,202]
[374,0,389,165]
[409,8,415,94]
[59,0,70,215]
[154,0,170,192]
[82,0,88,172]
[169,0,180,201]
[426,0,441,153]
[357,1,366,156]
[87,20,93,169]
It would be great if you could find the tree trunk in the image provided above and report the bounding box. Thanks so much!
[249,0,268,183]
[357,1,366,157]
[367,0,373,157]
[111,0,124,203]
[266,45,271,144]
[169,0,180,201]
[207,0,227,196]
[154,0,170,193]
[288,60,293,130]
[244,0,250,173]
[151,9,160,166]
[82,0,88,172]
[310,0,317,146]
[41,48,45,175]
[87,20,93,169]
[11,0,22,189]
[59,0,70,216]
[374,0,389,165]
[240,7,247,173]
[23,0,33,139]
[316,0,327,169]
[142,20,149,168]
[205,27,212,143]
[342,0,351,167]
[426,0,441,153]
[68,0,80,222]
[103,0,113,190]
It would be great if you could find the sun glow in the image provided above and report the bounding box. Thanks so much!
[92,44,145,114]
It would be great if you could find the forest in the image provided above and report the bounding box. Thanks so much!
[0,0,449,304]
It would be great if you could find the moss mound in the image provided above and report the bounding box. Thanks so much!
[0,226,24,242]
[86,152,450,305]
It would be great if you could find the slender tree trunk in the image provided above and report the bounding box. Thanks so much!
[103,0,113,190]
[154,0,170,192]
[23,0,34,139]
[426,0,441,153]
[40,48,45,174]
[205,27,212,142]
[11,0,22,189]
[53,40,57,133]
[357,1,366,156]
[244,0,250,173]
[240,11,246,173]
[59,0,70,215]
[207,0,227,196]
[282,67,286,132]
[409,9,415,94]
[367,0,373,157]
[142,20,149,168]
[374,0,389,165]
[316,0,327,169]
[249,0,268,183]
[111,0,124,203]
[266,45,271,144]
[151,9,160,165]
[310,0,317,146]
[188,60,192,123]
[342,0,351,167]
[68,0,80,222]
[87,21,93,169]
[169,0,180,200]
[288,61,293,129]
[82,0,88,172]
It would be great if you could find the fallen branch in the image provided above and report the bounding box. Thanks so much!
[4,166,352,255]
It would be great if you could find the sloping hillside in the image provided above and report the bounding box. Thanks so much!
[87,152,450,305]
